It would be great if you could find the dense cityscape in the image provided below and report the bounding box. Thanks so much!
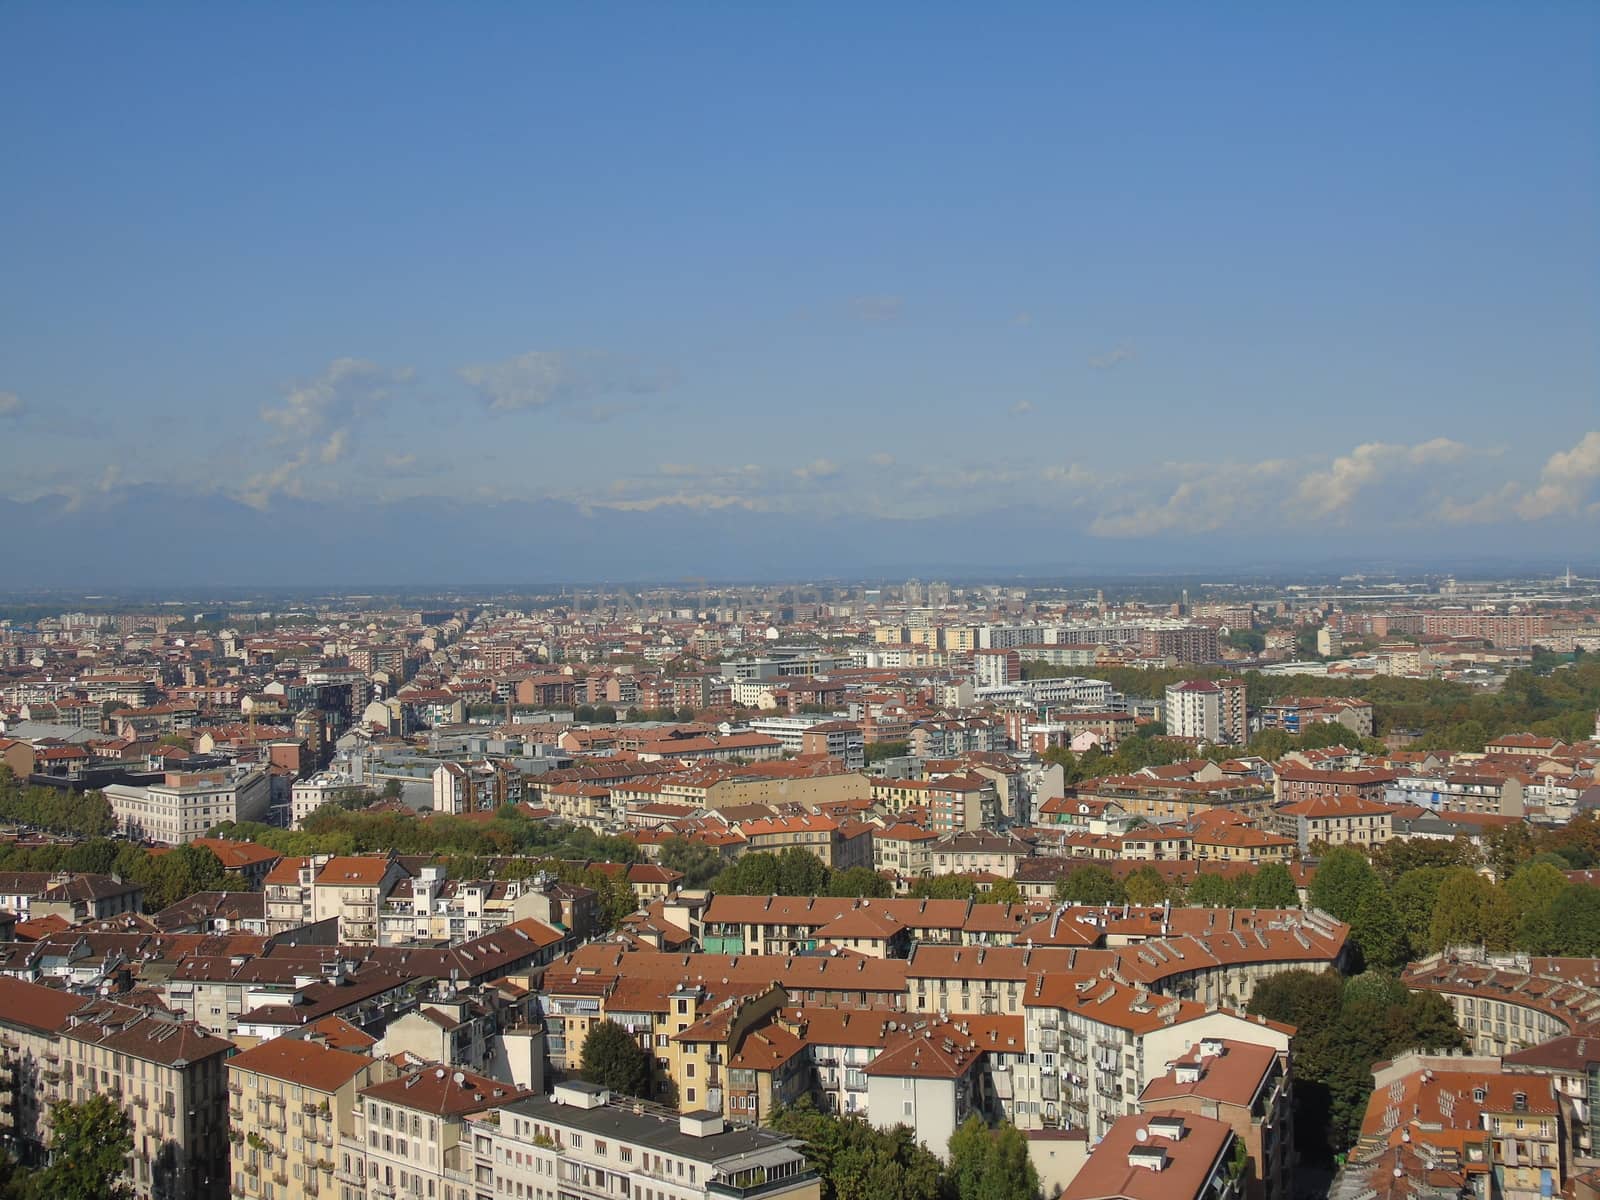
[0,576,1598,1200]
[3,3,1595,1200]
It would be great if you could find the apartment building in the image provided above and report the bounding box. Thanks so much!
[928,830,1034,877]
[0,870,144,921]
[1357,1054,1568,1200]
[1271,792,1394,853]
[1061,1112,1242,1200]
[345,1065,529,1200]
[58,1001,234,1200]
[227,1036,388,1200]
[872,823,938,882]
[1256,697,1374,738]
[1402,953,1600,1056]
[103,765,271,844]
[1138,1038,1292,1200]
[311,855,411,945]
[0,976,90,1161]
[1015,974,1291,1142]
[1161,679,1248,746]
[265,857,316,935]
[733,814,873,872]
[467,1081,821,1200]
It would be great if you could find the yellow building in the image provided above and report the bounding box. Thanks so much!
[227,1037,389,1200]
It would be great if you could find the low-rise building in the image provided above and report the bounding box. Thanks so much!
[469,1081,821,1200]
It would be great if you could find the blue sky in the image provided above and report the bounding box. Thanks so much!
[0,3,1596,569]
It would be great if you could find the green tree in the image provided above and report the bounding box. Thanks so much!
[1391,868,1451,960]
[908,875,985,900]
[1246,728,1293,761]
[712,853,783,896]
[864,741,908,764]
[776,848,831,896]
[135,843,232,910]
[1351,888,1406,971]
[1040,746,1077,775]
[1248,968,1345,1036]
[1343,971,1407,1008]
[1370,837,1471,886]
[1507,862,1570,952]
[38,1094,134,1200]
[948,1116,1040,1200]
[1428,869,1491,951]
[823,866,894,899]
[1123,866,1171,906]
[768,1100,944,1200]
[1549,887,1600,955]
[580,1020,653,1099]
[1308,847,1380,922]
[1185,872,1248,908]
[1054,866,1125,905]
[656,836,725,888]
[1248,862,1299,909]
[984,878,1025,904]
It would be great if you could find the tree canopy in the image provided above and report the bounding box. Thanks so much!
[768,1101,945,1200]
[580,1020,654,1099]
[947,1117,1040,1200]
[1249,968,1465,1159]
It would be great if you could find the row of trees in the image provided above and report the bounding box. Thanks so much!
[1037,722,1385,787]
[0,836,238,911]
[0,768,116,838]
[1050,861,1301,909]
[1308,844,1600,967]
[695,846,895,899]
[1248,969,1465,1158]
[211,802,639,864]
[661,840,1310,910]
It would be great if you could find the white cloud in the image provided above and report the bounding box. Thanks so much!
[239,452,310,510]
[1009,399,1034,416]
[319,429,349,464]
[1517,431,1600,519]
[384,453,417,470]
[598,492,758,513]
[1088,343,1135,370]
[458,350,678,414]
[792,458,842,482]
[0,391,22,417]
[849,295,904,323]
[1294,438,1468,519]
[260,357,412,434]
[868,452,896,467]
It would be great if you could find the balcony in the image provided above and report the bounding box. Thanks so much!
[228,1082,244,1095]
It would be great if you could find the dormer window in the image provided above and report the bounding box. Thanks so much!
[1473,1088,1486,1103]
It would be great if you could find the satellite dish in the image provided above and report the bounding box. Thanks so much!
[453,1071,466,1085]
[1135,1128,1149,1143]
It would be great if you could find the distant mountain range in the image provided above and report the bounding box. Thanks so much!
[0,486,1590,588]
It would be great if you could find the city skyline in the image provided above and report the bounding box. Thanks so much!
[1,4,1595,578]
